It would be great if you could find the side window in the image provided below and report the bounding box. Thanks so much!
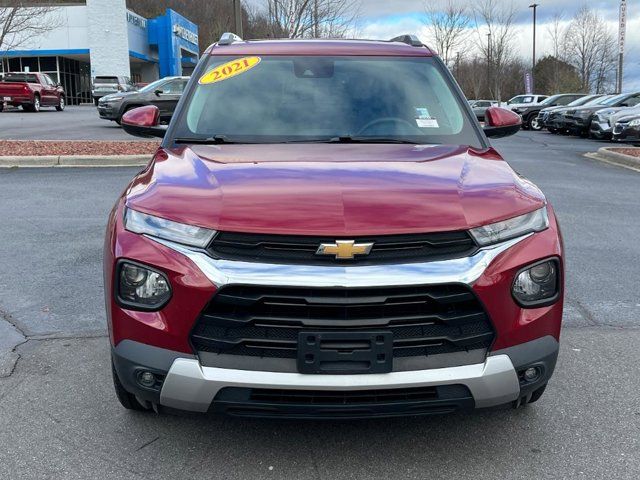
[163,80,186,94]
[44,74,56,86]
[626,95,640,107]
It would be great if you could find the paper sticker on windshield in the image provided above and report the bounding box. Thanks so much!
[199,57,261,85]
[417,118,439,128]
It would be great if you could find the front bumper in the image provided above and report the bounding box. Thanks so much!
[590,121,612,139]
[613,126,640,143]
[106,202,564,417]
[113,336,559,416]
[97,103,121,120]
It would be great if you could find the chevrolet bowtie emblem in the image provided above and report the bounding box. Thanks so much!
[316,240,374,260]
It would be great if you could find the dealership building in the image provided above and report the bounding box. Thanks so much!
[0,0,199,104]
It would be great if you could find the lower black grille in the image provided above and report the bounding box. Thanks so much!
[207,231,478,265]
[212,385,474,418]
[190,284,494,368]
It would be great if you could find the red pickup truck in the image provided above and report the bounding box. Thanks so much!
[0,72,66,112]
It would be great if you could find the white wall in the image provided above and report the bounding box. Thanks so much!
[86,0,130,78]
[0,6,89,51]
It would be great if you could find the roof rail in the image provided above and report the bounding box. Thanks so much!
[218,32,243,46]
[389,34,424,47]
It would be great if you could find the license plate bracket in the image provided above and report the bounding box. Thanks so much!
[297,331,393,374]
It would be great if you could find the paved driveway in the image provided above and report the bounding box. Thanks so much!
[0,131,638,479]
[0,105,142,141]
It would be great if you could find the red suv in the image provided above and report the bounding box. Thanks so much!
[106,34,563,418]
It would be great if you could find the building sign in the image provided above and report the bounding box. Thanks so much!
[173,25,198,46]
[619,0,627,55]
[127,12,147,30]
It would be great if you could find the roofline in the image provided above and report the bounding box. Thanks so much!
[204,34,435,56]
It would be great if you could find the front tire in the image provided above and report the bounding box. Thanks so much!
[32,95,41,112]
[56,96,65,111]
[111,362,152,412]
[528,115,542,131]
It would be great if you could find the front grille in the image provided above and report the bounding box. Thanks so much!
[207,231,478,266]
[190,284,494,365]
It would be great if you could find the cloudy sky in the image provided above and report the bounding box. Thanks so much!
[247,0,640,91]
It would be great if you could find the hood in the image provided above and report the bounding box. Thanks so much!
[612,106,640,124]
[125,144,546,236]
[100,91,137,101]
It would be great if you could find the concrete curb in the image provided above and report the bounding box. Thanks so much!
[585,147,640,172]
[0,155,150,168]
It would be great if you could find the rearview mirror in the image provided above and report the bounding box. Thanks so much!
[121,105,167,138]
[483,107,522,139]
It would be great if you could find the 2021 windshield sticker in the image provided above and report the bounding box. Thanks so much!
[199,57,262,85]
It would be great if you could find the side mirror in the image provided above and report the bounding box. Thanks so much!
[154,89,163,96]
[483,107,522,139]
[121,105,167,138]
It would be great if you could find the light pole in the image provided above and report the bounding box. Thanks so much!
[232,0,243,37]
[529,3,540,89]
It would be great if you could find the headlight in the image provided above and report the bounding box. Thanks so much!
[512,259,560,307]
[124,208,216,247]
[469,207,549,247]
[629,119,640,128]
[116,261,171,310]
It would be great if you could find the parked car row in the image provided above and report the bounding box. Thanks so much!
[469,90,640,145]
[535,91,640,144]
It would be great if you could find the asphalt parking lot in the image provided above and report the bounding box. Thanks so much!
[0,131,638,479]
[0,105,144,141]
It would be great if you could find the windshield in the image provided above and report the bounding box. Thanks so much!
[540,95,562,106]
[567,96,594,107]
[140,78,171,93]
[603,94,628,106]
[174,55,480,145]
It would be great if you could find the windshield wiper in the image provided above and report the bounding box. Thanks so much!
[326,136,420,144]
[174,135,239,144]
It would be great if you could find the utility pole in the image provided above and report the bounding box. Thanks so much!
[618,0,627,94]
[233,0,243,37]
[529,3,539,91]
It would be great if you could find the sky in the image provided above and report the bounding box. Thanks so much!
[246,0,640,92]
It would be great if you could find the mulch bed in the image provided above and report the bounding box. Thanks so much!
[610,148,640,158]
[0,140,160,157]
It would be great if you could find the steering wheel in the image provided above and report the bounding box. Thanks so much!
[356,117,424,136]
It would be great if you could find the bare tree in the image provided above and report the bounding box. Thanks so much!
[0,2,60,54]
[563,6,617,93]
[265,0,360,39]
[472,0,518,102]
[423,0,470,67]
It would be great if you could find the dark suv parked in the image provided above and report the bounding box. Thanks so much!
[98,76,189,124]
[515,94,585,131]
